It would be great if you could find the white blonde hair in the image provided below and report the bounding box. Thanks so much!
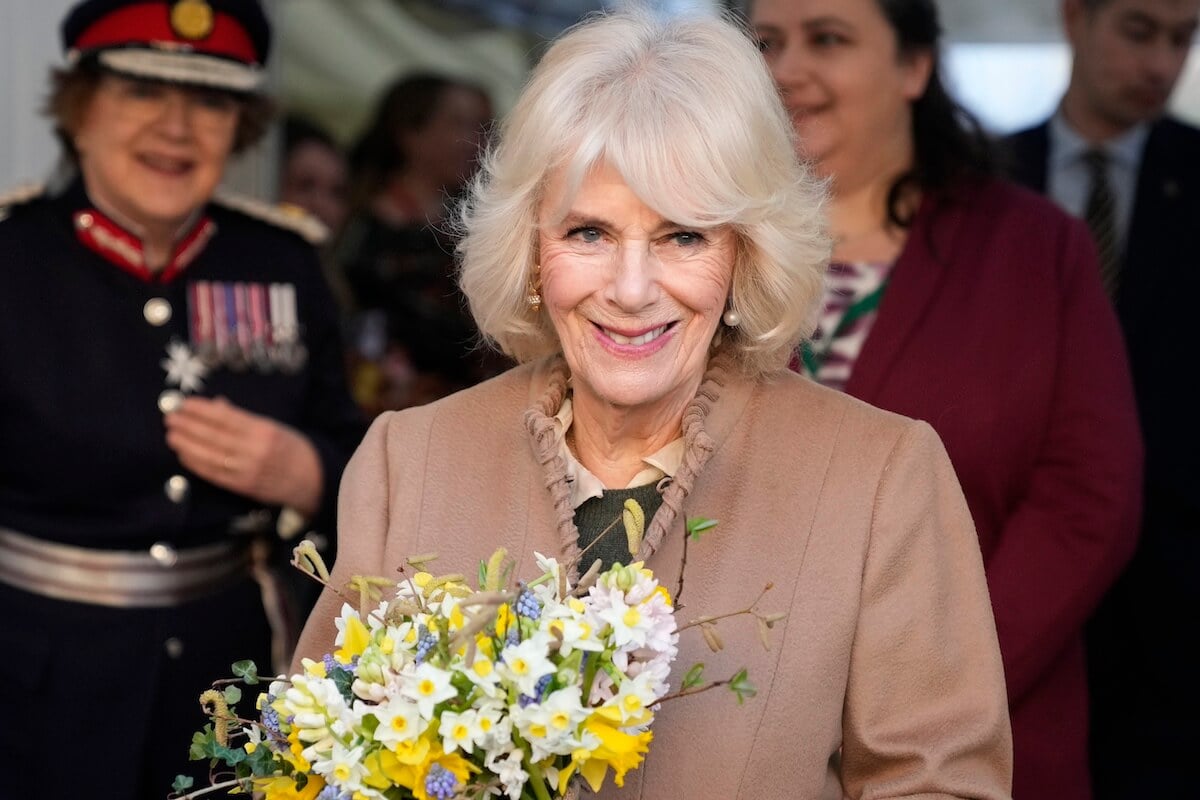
[457,6,829,376]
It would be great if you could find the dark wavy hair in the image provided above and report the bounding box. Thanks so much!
[345,73,491,211]
[877,0,996,227]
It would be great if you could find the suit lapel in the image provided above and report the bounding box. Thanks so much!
[845,191,960,403]
[1119,118,1184,330]
[1006,123,1050,192]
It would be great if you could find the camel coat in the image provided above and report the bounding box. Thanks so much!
[295,354,1013,799]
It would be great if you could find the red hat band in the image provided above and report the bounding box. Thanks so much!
[73,2,259,65]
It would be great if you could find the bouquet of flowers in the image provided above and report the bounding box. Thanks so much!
[174,516,773,800]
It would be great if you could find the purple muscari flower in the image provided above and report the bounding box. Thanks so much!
[424,764,459,800]
[415,625,438,664]
[323,654,339,674]
[316,788,352,800]
[519,673,555,707]
[505,623,520,647]
[515,588,542,620]
[261,706,282,739]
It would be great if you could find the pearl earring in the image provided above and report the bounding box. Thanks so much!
[722,308,741,327]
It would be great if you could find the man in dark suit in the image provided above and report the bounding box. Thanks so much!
[1004,1,1199,797]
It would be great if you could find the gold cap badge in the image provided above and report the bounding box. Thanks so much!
[170,0,215,41]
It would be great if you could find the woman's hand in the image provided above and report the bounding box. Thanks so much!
[164,396,324,515]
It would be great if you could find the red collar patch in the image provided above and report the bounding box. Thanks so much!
[73,207,216,283]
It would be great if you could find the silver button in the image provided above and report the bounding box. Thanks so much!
[164,637,185,659]
[158,390,184,414]
[143,298,172,326]
[164,474,189,503]
[76,212,94,229]
[149,541,179,567]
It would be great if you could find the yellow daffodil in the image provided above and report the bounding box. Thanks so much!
[335,614,371,663]
[561,714,653,792]
[254,774,324,800]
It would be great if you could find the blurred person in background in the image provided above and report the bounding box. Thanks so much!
[279,114,349,235]
[0,1,366,797]
[1004,1,1200,796]
[751,0,1143,798]
[278,113,355,337]
[335,72,511,413]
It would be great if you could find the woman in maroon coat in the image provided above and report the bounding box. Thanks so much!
[751,1,1143,798]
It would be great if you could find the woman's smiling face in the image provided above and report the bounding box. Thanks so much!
[536,160,735,418]
[73,74,239,234]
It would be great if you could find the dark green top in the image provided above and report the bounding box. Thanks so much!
[573,481,665,573]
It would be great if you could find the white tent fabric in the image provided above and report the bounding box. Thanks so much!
[1,0,1195,191]
[276,0,536,147]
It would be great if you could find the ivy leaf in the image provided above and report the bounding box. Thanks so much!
[189,725,220,761]
[330,665,355,701]
[171,774,195,793]
[232,660,259,684]
[685,517,719,541]
[681,662,705,690]
[245,743,280,776]
[223,685,242,706]
[217,743,247,765]
[729,668,757,705]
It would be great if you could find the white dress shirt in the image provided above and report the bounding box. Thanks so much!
[1046,111,1150,251]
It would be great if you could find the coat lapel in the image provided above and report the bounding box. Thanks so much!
[844,191,961,403]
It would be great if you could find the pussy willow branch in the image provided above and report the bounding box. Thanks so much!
[171,778,244,800]
[674,531,692,606]
[566,514,624,575]
[657,676,737,704]
[676,582,774,632]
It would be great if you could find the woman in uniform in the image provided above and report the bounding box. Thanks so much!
[0,2,366,797]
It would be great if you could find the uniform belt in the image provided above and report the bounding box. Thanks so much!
[0,527,251,608]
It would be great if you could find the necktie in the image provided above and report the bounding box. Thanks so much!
[1082,149,1121,298]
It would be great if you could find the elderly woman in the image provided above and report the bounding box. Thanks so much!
[295,9,1012,798]
[0,1,365,797]
[750,1,1143,798]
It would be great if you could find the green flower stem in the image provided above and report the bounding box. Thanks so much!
[526,571,555,589]
[524,759,555,800]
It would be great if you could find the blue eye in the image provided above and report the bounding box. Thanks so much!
[671,231,705,246]
[567,226,602,243]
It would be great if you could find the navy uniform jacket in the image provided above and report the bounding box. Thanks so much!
[0,178,367,549]
[0,177,368,800]
[1003,117,1200,798]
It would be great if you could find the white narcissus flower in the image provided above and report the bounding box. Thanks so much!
[463,651,504,698]
[401,662,458,719]
[593,591,653,650]
[312,742,369,794]
[512,687,587,761]
[366,695,424,747]
[438,708,481,754]
[485,748,530,800]
[608,670,661,725]
[474,700,511,750]
[498,634,556,696]
[532,552,568,601]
